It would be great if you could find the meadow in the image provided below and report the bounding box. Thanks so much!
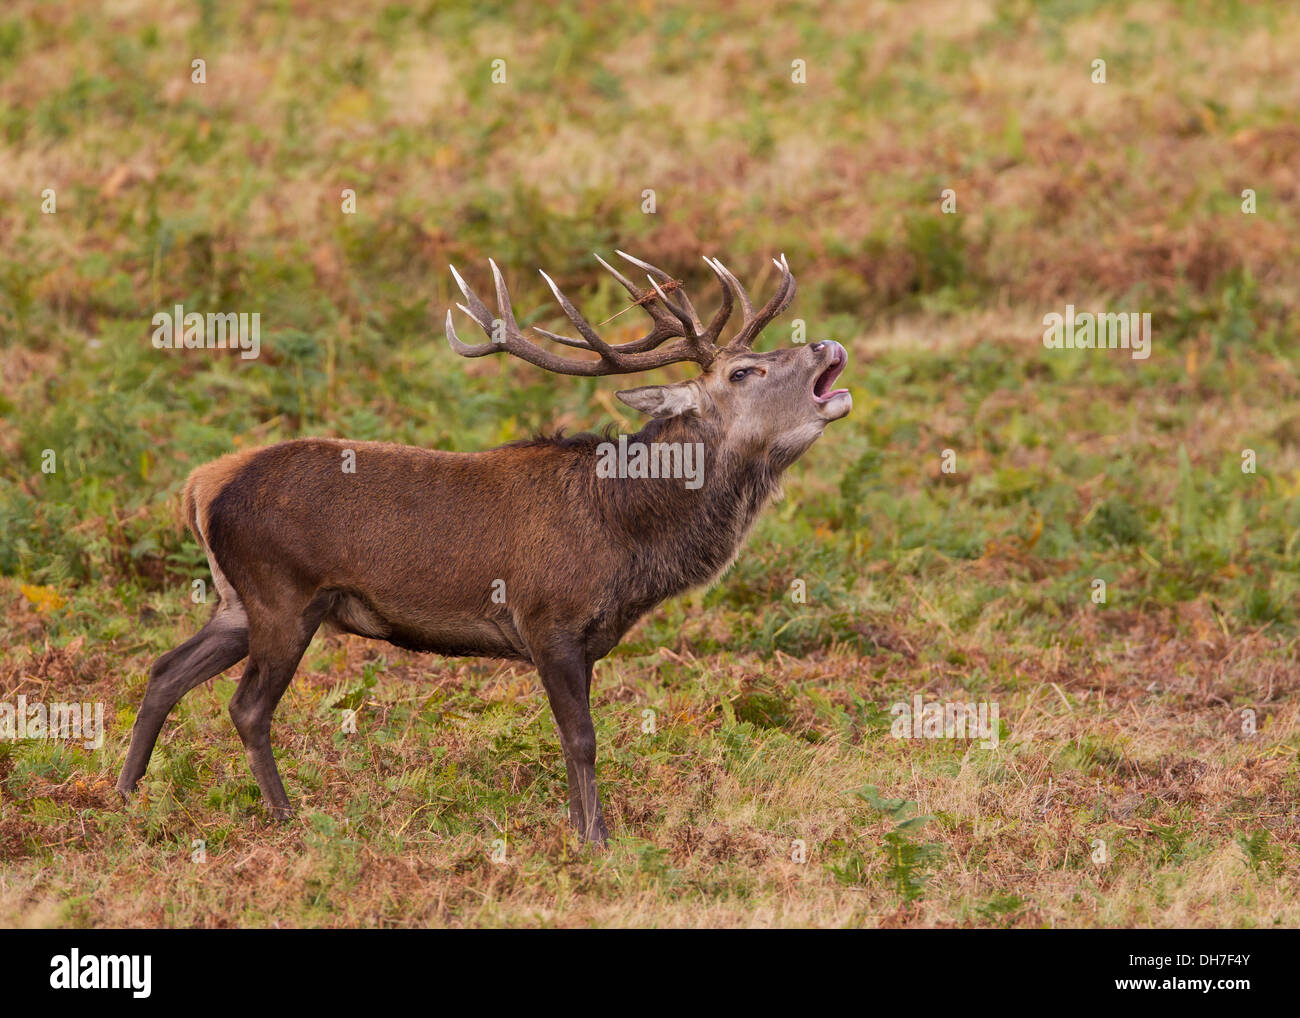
[0,0,1297,927]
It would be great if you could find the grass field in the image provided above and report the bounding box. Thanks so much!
[1,0,1298,927]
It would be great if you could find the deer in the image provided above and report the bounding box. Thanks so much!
[116,251,851,843]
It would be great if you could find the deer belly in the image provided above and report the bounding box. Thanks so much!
[322,591,529,661]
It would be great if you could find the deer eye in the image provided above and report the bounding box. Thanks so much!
[729,368,750,383]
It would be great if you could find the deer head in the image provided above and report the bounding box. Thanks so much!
[444,251,851,471]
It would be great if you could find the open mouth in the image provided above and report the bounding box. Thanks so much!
[812,344,849,403]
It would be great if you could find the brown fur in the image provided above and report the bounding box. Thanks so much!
[184,447,260,541]
[118,340,852,842]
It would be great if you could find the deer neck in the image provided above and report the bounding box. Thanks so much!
[589,414,783,600]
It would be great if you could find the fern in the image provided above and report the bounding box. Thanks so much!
[852,784,944,903]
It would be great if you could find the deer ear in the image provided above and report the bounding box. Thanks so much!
[615,381,701,418]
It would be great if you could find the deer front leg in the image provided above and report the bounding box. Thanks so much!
[535,646,609,844]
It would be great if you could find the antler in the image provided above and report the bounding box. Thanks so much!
[444,252,796,376]
[708,252,796,350]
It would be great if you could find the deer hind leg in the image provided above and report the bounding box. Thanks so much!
[117,611,249,798]
[117,548,251,799]
[227,593,328,819]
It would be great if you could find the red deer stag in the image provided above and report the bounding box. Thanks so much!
[117,252,851,842]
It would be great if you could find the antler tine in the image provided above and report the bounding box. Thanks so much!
[446,264,610,375]
[593,251,653,304]
[537,269,621,359]
[714,253,797,349]
[449,263,496,332]
[706,257,755,321]
[587,253,694,354]
[646,275,702,344]
[615,250,705,334]
[531,326,598,350]
[488,259,519,334]
[540,252,740,361]
[525,254,695,355]
[698,256,735,346]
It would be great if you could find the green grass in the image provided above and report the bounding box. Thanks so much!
[0,0,1297,927]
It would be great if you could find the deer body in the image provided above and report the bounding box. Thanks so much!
[118,252,850,842]
[188,422,775,663]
